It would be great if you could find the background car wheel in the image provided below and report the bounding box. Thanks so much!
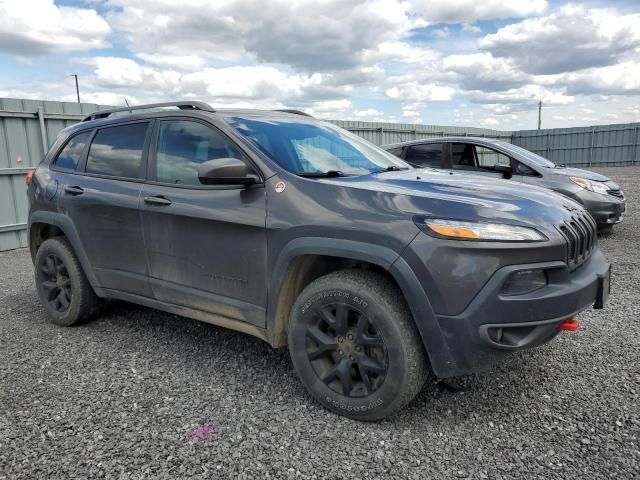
[34,237,100,326]
[288,269,429,420]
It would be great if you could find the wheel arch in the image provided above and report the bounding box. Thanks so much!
[267,237,457,378]
[28,211,101,291]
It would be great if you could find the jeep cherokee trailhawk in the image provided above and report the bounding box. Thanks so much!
[28,101,611,420]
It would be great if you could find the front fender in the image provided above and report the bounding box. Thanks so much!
[267,237,457,378]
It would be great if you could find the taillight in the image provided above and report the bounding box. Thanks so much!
[25,170,34,186]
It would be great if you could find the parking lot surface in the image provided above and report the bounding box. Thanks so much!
[1,167,639,479]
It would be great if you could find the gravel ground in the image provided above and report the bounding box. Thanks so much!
[1,167,639,480]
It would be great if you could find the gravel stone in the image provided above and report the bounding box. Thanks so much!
[1,166,639,479]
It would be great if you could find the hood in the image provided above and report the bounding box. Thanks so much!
[548,166,609,182]
[332,168,583,229]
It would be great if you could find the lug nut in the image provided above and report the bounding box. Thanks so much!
[355,346,361,352]
[337,337,343,343]
[338,349,344,355]
[349,355,355,361]
[347,333,354,340]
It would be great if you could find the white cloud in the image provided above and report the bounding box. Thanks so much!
[106,0,411,72]
[0,0,111,56]
[443,52,529,91]
[562,62,640,96]
[386,83,455,103]
[480,5,640,74]
[407,0,547,24]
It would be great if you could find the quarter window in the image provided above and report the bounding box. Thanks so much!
[475,145,511,168]
[155,120,245,186]
[53,131,91,171]
[86,122,149,179]
[405,143,444,168]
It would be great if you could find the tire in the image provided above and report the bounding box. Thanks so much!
[34,237,100,326]
[288,269,429,420]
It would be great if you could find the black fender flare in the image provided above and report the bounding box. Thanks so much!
[267,237,456,378]
[28,211,102,291]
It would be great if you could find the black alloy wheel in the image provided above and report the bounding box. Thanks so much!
[39,253,72,313]
[305,303,388,398]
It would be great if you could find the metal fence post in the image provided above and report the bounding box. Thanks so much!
[588,128,595,167]
[633,126,639,166]
[37,107,48,153]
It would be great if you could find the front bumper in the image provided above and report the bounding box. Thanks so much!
[572,190,625,226]
[435,249,610,377]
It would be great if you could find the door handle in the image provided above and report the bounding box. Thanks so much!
[64,186,84,196]
[144,195,172,206]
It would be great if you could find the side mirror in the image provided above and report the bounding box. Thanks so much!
[198,158,259,186]
[493,164,513,180]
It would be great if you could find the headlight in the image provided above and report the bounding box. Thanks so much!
[570,176,609,195]
[415,218,547,241]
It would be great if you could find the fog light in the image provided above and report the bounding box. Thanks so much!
[501,269,547,296]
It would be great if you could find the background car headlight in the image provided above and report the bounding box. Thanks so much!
[570,176,609,195]
[415,218,547,241]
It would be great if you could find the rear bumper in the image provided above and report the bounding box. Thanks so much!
[435,249,609,377]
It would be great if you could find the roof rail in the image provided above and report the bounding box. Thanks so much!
[274,109,313,117]
[81,101,215,122]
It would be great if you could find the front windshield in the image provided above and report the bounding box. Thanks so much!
[495,141,556,168]
[226,116,410,175]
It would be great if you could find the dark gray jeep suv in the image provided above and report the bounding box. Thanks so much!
[28,102,611,420]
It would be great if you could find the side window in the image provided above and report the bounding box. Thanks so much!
[53,131,91,171]
[475,145,511,169]
[405,143,444,168]
[386,146,403,158]
[515,161,536,176]
[155,120,245,186]
[451,143,477,169]
[86,122,149,179]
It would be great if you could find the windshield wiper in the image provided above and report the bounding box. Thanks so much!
[372,165,410,173]
[297,170,346,178]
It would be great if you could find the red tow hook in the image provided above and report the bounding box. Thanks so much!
[559,318,581,331]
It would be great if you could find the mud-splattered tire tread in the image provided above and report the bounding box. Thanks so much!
[34,237,100,327]
[288,269,429,421]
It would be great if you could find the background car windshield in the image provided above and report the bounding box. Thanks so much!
[226,117,409,175]
[495,141,556,168]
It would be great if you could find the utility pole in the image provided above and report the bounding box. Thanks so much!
[537,100,542,130]
[70,74,80,103]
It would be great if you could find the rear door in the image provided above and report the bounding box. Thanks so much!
[59,121,152,296]
[140,118,268,328]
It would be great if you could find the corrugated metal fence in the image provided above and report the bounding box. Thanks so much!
[1,96,638,251]
[331,120,511,145]
[511,124,640,167]
[0,98,107,250]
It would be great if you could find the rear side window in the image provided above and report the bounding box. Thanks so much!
[405,143,443,167]
[53,131,91,171]
[155,120,244,186]
[86,122,149,179]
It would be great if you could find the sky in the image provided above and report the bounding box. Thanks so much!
[0,0,639,130]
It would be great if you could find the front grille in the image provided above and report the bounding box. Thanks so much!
[608,189,624,199]
[557,211,597,269]
[605,181,624,199]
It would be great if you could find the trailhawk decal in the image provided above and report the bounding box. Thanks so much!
[275,181,286,193]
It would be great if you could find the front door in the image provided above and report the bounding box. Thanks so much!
[140,119,268,327]
[448,143,524,182]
